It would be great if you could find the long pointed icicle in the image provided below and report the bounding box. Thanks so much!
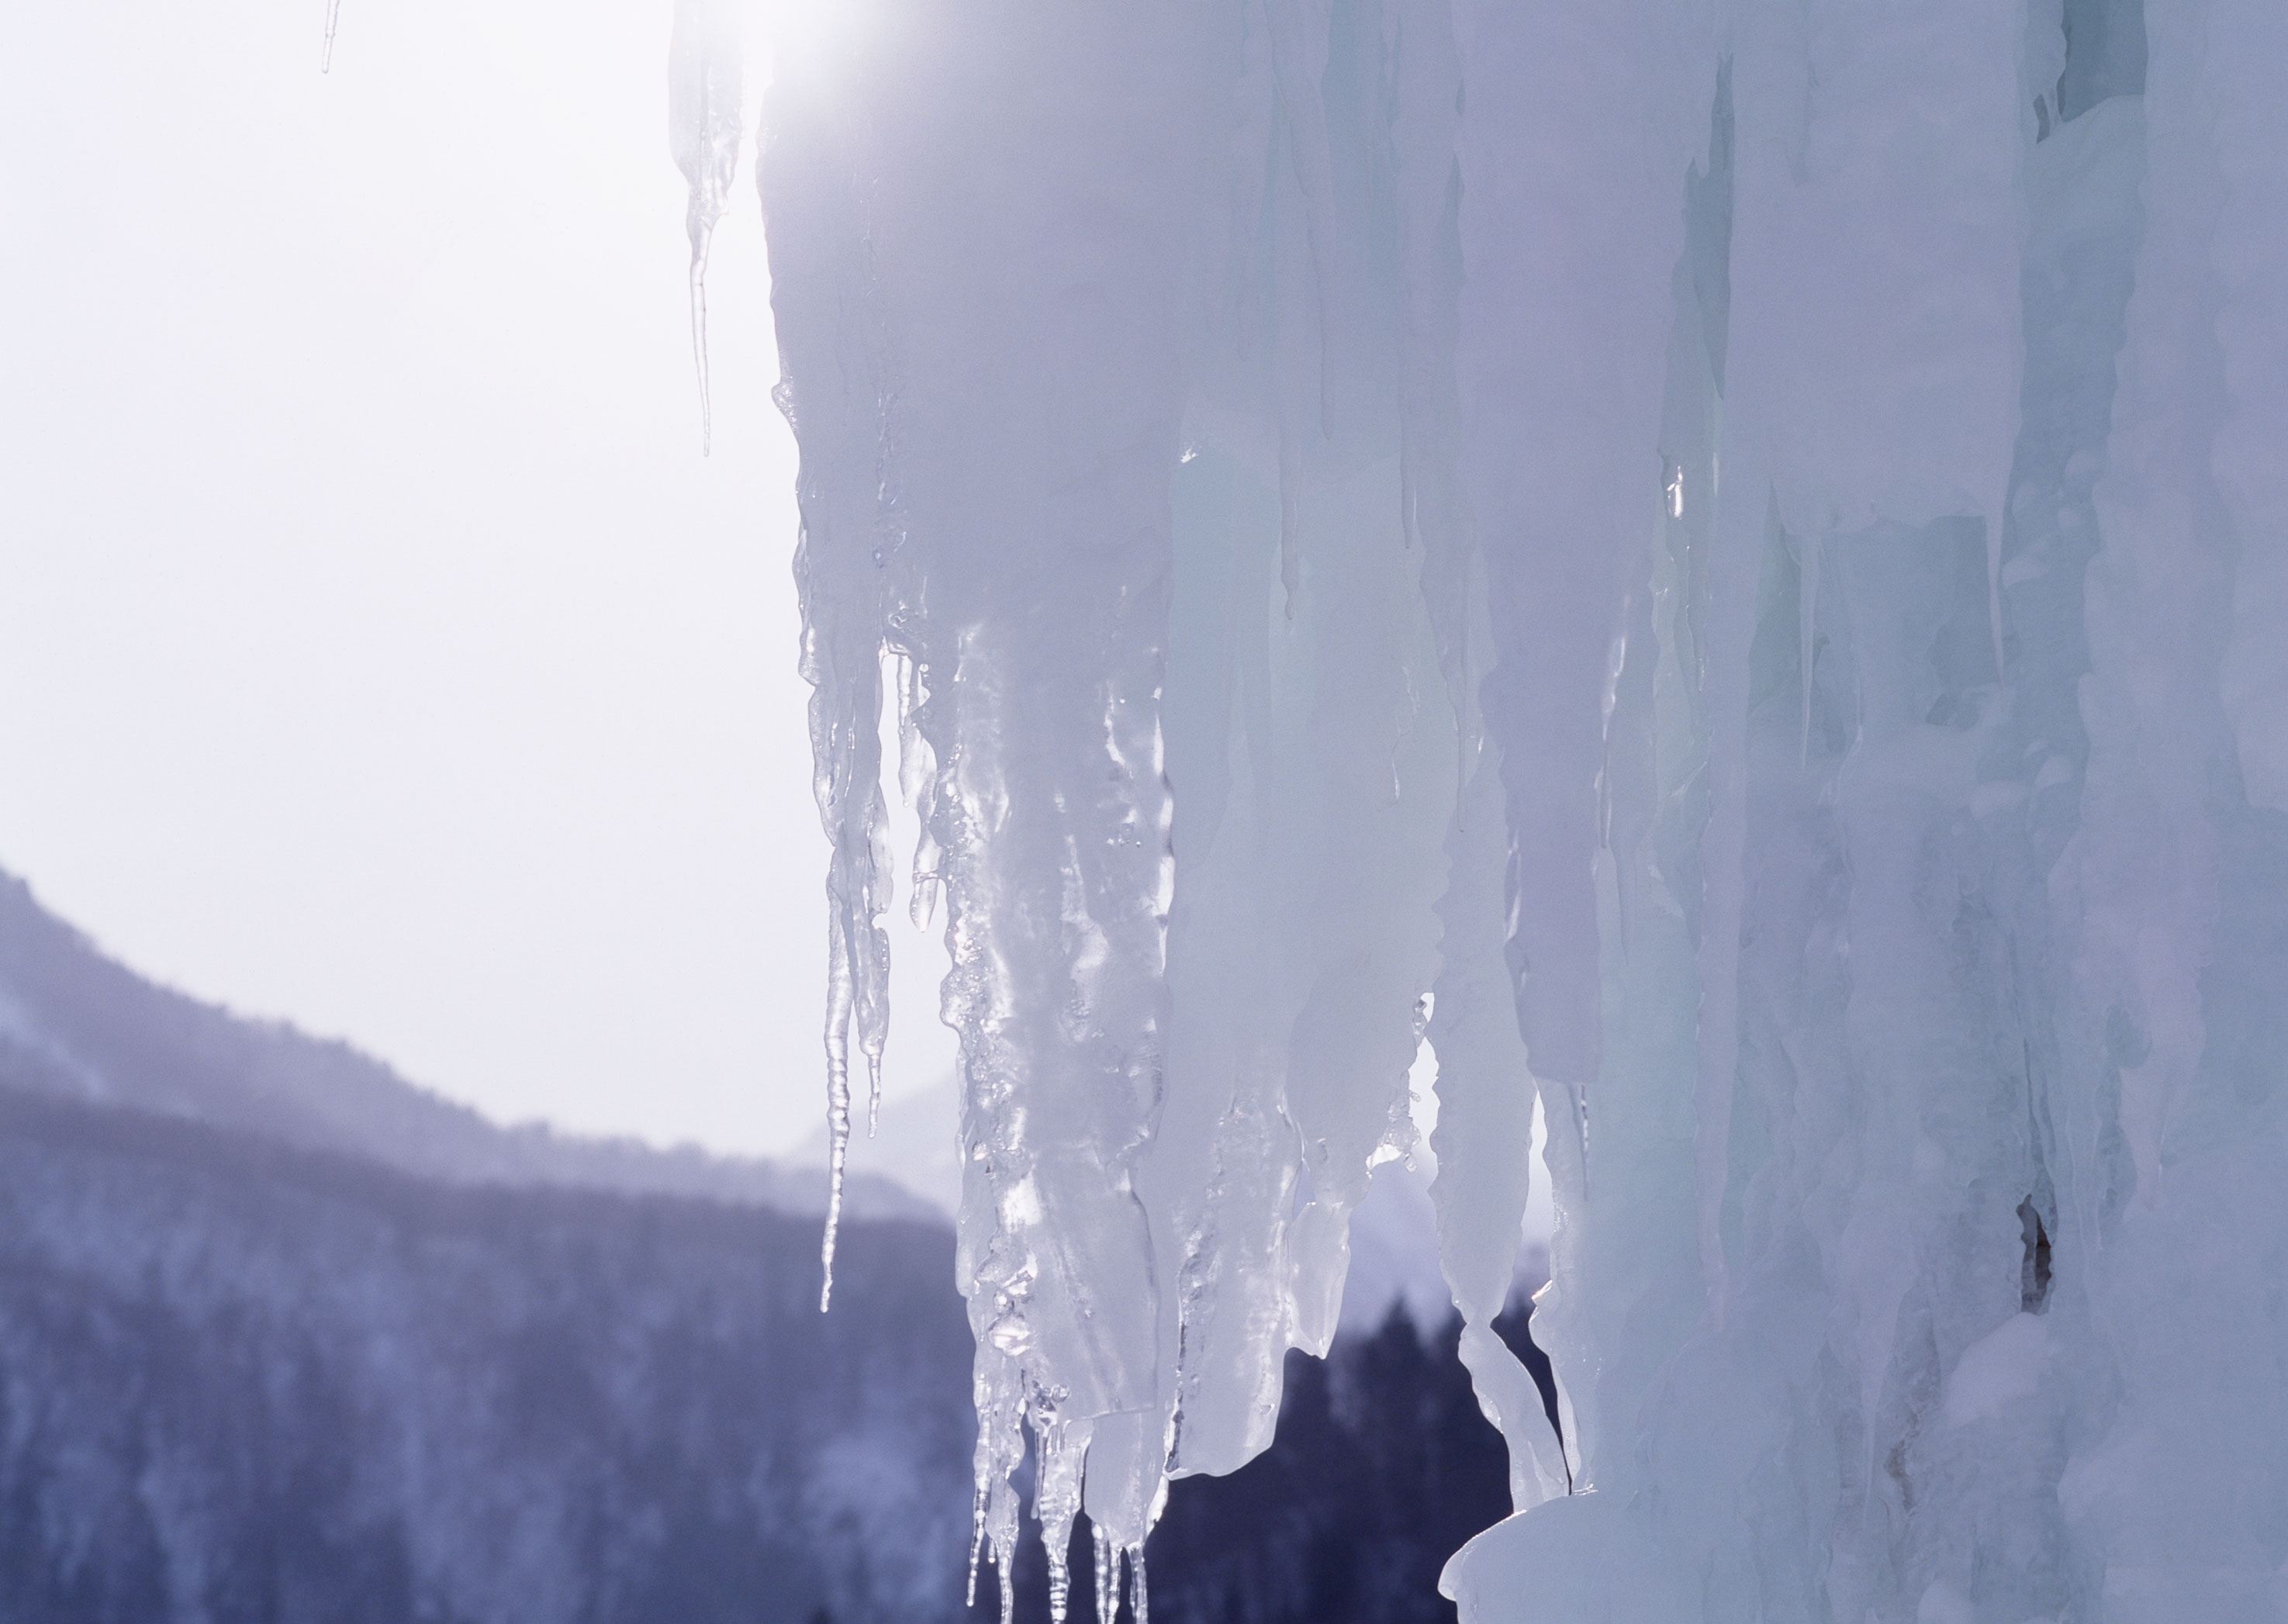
[687,258,717,456]
[320,0,341,73]
[1128,1544,1148,1624]
[816,758,890,1311]
[668,0,743,457]
[1091,1526,1116,1624]
[818,907,855,1311]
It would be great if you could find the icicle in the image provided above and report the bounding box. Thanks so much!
[1127,1544,1148,1624]
[1078,1406,1163,1624]
[1031,1404,1091,1624]
[817,927,852,1312]
[668,0,743,457]
[895,651,942,933]
[1090,1522,1116,1624]
[1428,724,1570,1512]
[320,0,341,74]
[968,1356,1025,1624]
[687,264,716,457]
[816,765,890,1311]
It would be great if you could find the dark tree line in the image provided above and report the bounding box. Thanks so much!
[983,1302,1560,1624]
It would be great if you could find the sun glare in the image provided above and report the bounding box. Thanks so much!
[752,0,870,91]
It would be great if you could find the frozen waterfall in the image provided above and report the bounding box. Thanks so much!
[723,0,2288,1616]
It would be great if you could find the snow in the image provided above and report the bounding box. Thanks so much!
[746,0,2288,1618]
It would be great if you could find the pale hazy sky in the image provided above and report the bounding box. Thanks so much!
[0,0,956,1156]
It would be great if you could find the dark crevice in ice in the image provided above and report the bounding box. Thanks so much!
[2018,1197,2054,1315]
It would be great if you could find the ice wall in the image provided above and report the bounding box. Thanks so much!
[745,0,2288,1618]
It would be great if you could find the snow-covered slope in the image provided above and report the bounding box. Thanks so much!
[0,1085,976,1623]
[0,868,935,1222]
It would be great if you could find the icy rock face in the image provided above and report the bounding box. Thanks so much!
[752,0,2288,1618]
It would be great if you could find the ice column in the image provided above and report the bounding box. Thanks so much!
[2055,3,2288,1614]
[1139,0,1460,1501]
[1443,0,2288,1617]
[1443,2,1720,1534]
[1447,0,2038,1612]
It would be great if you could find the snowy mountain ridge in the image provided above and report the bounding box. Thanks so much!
[0,867,936,1223]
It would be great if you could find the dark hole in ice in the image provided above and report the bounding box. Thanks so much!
[2019,1197,2053,1313]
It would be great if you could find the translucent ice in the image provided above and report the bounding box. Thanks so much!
[746,0,2288,1617]
[669,0,743,455]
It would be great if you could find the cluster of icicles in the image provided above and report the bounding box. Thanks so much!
[676,1,2288,1621]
